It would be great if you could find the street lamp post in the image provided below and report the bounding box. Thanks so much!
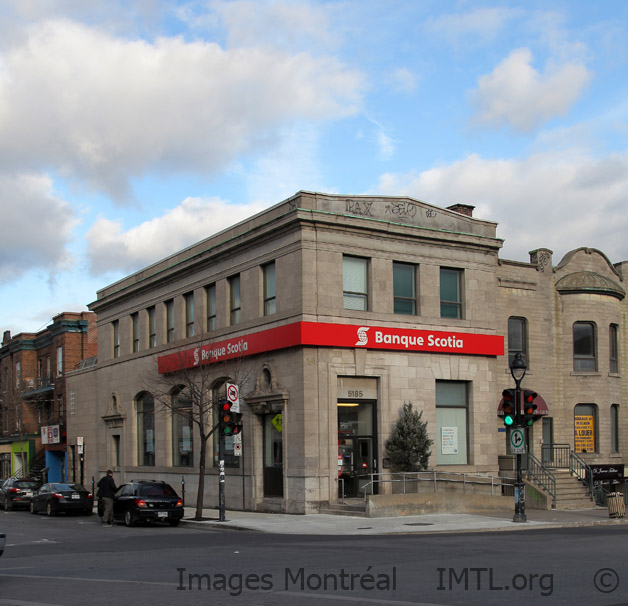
[510,352,527,523]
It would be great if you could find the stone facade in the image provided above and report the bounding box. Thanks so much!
[65,191,628,513]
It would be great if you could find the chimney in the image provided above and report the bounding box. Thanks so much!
[446,203,474,217]
[2,330,11,345]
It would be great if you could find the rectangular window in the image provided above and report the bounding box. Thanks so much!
[206,284,216,331]
[435,381,468,465]
[46,357,51,379]
[609,324,619,374]
[263,262,276,316]
[165,299,175,343]
[343,256,368,310]
[184,292,195,338]
[440,268,463,319]
[112,320,120,358]
[393,262,416,315]
[574,322,597,371]
[15,361,21,387]
[229,275,241,325]
[611,404,619,453]
[131,312,139,352]
[147,306,156,348]
[508,317,528,367]
[57,346,63,376]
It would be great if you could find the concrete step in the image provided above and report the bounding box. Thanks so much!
[320,500,367,517]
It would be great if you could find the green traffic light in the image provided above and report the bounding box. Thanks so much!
[504,415,514,426]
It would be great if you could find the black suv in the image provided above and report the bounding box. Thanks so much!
[112,480,184,527]
[0,478,40,511]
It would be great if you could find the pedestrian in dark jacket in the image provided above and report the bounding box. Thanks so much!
[97,470,117,526]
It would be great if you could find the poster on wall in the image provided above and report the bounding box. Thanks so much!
[574,415,595,452]
[441,427,459,455]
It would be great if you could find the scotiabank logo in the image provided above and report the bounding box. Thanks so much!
[355,327,370,346]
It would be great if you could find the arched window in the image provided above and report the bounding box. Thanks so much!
[574,404,598,453]
[136,392,155,466]
[171,388,193,467]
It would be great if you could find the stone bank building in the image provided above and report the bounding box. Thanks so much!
[66,192,628,513]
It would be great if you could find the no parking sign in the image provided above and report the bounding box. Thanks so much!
[226,382,240,413]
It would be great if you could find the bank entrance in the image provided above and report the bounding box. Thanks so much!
[337,377,378,499]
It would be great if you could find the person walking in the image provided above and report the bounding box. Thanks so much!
[97,470,117,526]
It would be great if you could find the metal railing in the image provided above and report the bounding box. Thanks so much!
[541,443,571,468]
[526,453,557,508]
[570,450,594,496]
[359,471,515,501]
[538,443,595,503]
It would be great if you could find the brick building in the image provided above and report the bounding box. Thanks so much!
[0,312,97,481]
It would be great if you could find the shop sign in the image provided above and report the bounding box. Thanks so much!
[41,425,60,445]
[158,321,504,373]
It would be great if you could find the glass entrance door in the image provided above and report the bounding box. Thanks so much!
[337,401,376,498]
[263,413,283,497]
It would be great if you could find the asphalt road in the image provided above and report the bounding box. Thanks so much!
[1,509,628,606]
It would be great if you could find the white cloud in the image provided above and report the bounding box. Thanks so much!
[191,0,337,52]
[0,19,363,203]
[470,48,591,132]
[388,67,418,93]
[425,7,523,47]
[376,150,628,264]
[0,173,77,282]
[85,196,268,275]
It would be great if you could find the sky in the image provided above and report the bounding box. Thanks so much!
[1,0,628,335]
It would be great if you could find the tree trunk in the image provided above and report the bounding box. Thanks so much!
[195,435,208,519]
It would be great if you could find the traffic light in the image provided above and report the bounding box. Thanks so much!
[501,389,516,427]
[232,411,243,435]
[522,390,539,426]
[219,400,235,435]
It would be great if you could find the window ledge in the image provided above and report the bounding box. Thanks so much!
[569,371,601,377]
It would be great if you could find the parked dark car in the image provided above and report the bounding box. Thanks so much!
[30,483,93,516]
[113,480,184,527]
[0,478,40,511]
[0,532,5,556]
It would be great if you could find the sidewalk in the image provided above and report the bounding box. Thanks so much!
[181,506,626,535]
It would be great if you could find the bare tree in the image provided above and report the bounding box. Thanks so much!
[143,342,254,520]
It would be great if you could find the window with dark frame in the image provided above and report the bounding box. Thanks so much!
[440,268,463,319]
[609,324,619,373]
[206,284,216,331]
[343,256,368,310]
[611,404,620,453]
[184,292,195,338]
[573,322,597,371]
[165,299,174,343]
[147,306,156,348]
[393,262,416,315]
[112,321,120,358]
[508,317,528,367]
[263,262,276,316]
[131,312,139,352]
[229,275,241,325]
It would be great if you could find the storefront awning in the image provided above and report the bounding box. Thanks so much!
[497,390,549,417]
